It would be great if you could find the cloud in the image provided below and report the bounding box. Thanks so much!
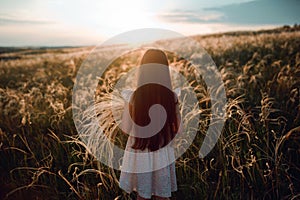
[158,0,300,25]
[0,13,55,25]
[157,10,224,24]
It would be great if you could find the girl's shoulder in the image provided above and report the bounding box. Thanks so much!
[173,88,181,103]
[121,87,180,103]
[121,89,134,103]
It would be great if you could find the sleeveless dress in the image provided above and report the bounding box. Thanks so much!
[119,89,180,198]
[119,136,177,198]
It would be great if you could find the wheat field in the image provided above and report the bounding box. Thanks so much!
[0,25,300,199]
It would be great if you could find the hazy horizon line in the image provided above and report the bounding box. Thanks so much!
[0,24,298,48]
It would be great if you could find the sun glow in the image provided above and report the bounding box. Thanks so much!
[95,0,155,32]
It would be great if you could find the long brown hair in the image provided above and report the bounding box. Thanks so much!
[129,49,179,151]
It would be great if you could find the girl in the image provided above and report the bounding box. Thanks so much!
[119,49,181,200]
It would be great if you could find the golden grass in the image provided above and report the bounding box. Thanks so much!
[0,25,300,199]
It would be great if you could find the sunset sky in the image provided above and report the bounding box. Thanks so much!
[0,0,299,46]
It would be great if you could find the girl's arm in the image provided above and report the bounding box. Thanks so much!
[120,102,132,134]
[175,93,183,134]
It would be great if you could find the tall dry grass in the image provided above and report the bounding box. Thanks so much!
[0,26,300,199]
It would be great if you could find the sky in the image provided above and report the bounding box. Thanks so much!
[0,0,299,46]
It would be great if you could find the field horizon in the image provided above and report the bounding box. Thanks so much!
[0,24,299,49]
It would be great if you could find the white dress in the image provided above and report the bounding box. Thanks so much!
[119,136,177,198]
